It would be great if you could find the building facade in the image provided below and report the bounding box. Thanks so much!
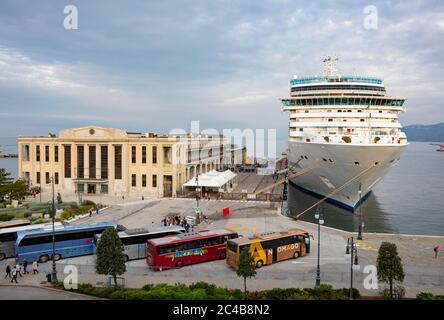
[18,126,239,198]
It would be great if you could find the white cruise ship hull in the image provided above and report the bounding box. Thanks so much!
[288,142,408,211]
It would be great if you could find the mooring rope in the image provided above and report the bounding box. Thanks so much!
[294,164,377,219]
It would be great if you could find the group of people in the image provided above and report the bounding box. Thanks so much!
[89,206,100,217]
[162,215,191,232]
[4,259,39,284]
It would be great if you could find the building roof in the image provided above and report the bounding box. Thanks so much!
[183,169,236,188]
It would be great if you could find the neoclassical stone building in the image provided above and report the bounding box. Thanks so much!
[18,126,239,198]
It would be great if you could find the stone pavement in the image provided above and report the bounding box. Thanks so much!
[1,198,443,298]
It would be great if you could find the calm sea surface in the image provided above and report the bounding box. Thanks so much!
[1,138,443,235]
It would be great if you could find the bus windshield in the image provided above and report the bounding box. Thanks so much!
[227,240,238,253]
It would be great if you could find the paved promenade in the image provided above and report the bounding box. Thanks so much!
[1,198,443,298]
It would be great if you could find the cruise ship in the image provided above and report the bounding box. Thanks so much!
[281,56,408,211]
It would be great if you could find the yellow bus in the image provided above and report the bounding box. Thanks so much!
[226,229,311,268]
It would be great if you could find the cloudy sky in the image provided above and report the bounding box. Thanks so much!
[0,0,443,152]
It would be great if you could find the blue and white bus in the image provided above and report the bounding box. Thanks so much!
[0,222,64,261]
[15,222,123,263]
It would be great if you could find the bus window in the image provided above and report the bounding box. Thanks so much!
[227,241,238,253]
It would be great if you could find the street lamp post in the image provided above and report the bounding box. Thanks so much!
[195,174,200,224]
[196,174,200,209]
[345,237,360,300]
[50,175,58,284]
[314,206,324,289]
[357,184,364,240]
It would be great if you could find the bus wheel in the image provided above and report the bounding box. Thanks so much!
[176,260,184,268]
[256,260,263,268]
[0,253,6,261]
[220,252,226,259]
[293,252,300,259]
[52,254,62,261]
[39,255,49,263]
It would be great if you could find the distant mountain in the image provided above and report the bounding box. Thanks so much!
[403,123,444,142]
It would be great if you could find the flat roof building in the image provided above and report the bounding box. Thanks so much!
[18,125,242,199]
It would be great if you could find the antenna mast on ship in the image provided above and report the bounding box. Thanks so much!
[323,55,339,77]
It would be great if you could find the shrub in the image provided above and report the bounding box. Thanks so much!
[32,219,47,224]
[64,282,360,301]
[262,288,304,300]
[24,212,32,218]
[0,213,15,221]
[68,202,79,209]
[82,200,96,206]
[381,285,405,300]
[28,203,50,212]
[416,292,444,300]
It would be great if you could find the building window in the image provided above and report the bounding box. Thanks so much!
[101,184,108,194]
[77,146,84,179]
[142,146,147,164]
[45,145,49,162]
[89,145,96,179]
[360,119,365,122]
[22,145,30,161]
[64,145,71,178]
[45,172,50,184]
[163,146,172,164]
[36,145,40,162]
[55,172,59,185]
[101,146,108,179]
[77,183,84,193]
[131,146,136,164]
[36,172,40,184]
[152,146,157,164]
[114,145,122,180]
[142,174,147,187]
[54,146,59,162]
[132,174,137,187]
[152,174,157,188]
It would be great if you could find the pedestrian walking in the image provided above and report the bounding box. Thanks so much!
[96,206,99,215]
[11,267,18,283]
[15,263,22,277]
[4,263,11,279]
[23,259,29,274]
[89,209,92,217]
[32,260,39,274]
[434,245,439,259]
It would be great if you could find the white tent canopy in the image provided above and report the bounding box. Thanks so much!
[184,170,236,188]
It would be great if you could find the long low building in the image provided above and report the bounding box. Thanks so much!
[17,126,245,198]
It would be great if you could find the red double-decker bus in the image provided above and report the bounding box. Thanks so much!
[146,229,238,270]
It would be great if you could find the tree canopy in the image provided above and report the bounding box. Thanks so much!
[95,228,126,286]
[0,168,29,202]
[236,247,257,296]
[377,241,405,299]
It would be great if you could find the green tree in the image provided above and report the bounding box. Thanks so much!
[95,228,126,286]
[0,168,14,201]
[6,179,30,201]
[236,247,257,297]
[377,242,405,299]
